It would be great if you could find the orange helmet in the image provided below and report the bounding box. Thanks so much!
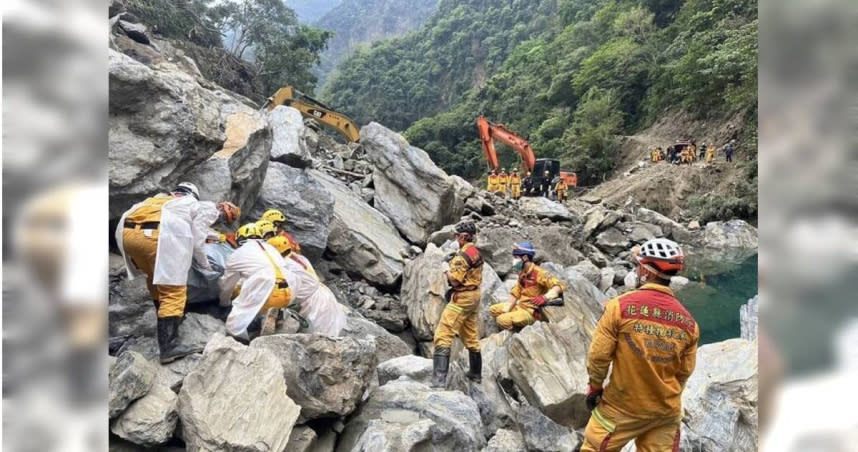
[217,201,241,224]
[634,238,685,273]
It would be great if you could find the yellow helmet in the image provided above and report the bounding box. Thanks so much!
[267,236,293,256]
[236,223,262,243]
[256,220,276,238]
[261,209,287,224]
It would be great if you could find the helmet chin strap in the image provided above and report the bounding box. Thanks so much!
[638,262,674,284]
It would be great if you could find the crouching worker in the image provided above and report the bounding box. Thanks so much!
[267,236,346,336]
[220,223,295,342]
[431,221,484,388]
[579,238,698,452]
[261,209,303,255]
[116,182,219,363]
[489,242,564,330]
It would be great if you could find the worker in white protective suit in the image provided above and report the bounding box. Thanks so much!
[115,182,219,363]
[268,236,346,336]
[220,223,295,340]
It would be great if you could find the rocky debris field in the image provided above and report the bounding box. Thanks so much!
[109,12,759,452]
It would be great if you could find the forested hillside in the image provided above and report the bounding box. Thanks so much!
[285,0,341,23]
[324,0,757,194]
[313,0,440,88]
[322,0,560,130]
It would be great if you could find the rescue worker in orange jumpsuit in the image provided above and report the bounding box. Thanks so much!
[116,182,219,363]
[555,178,568,202]
[489,242,564,330]
[261,208,302,254]
[431,221,484,388]
[580,238,699,452]
[487,170,499,193]
[510,169,522,199]
[497,168,509,196]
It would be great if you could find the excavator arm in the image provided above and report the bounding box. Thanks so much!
[263,86,361,143]
[476,116,536,171]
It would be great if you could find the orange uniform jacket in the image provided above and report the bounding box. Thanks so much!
[587,283,699,419]
[510,264,565,315]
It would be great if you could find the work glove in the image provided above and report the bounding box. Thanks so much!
[531,295,547,307]
[585,385,603,412]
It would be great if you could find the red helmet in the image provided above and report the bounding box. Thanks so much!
[635,238,684,273]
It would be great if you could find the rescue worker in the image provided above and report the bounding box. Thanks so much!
[510,169,522,200]
[540,171,552,197]
[261,208,302,254]
[487,170,499,194]
[688,141,697,162]
[266,234,346,336]
[650,148,660,163]
[705,144,716,163]
[214,201,240,248]
[498,168,509,196]
[116,182,219,363]
[555,178,568,202]
[580,238,698,452]
[725,140,735,162]
[256,219,277,240]
[522,171,533,196]
[656,147,664,161]
[220,223,295,340]
[489,242,564,330]
[699,142,707,161]
[431,221,484,388]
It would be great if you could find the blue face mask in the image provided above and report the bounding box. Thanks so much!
[512,258,524,272]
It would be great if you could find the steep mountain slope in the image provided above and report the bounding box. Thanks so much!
[285,0,342,23]
[322,0,560,130]
[313,0,440,87]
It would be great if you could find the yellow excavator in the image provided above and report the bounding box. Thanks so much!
[262,86,361,143]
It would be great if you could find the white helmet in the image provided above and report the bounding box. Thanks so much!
[173,181,200,199]
[636,238,685,273]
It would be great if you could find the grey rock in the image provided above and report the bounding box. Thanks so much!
[178,334,300,452]
[268,106,313,167]
[400,244,450,341]
[428,225,456,246]
[176,313,225,353]
[111,382,178,446]
[507,318,591,428]
[337,380,486,452]
[682,338,758,452]
[539,263,607,330]
[698,219,758,250]
[740,295,758,341]
[286,425,318,452]
[361,123,461,244]
[636,208,692,243]
[595,227,631,255]
[250,162,334,260]
[482,429,526,452]
[598,267,615,292]
[109,351,157,418]
[516,404,579,452]
[628,223,656,243]
[109,254,154,353]
[118,20,150,44]
[477,225,582,277]
[624,271,638,290]
[518,197,575,221]
[155,353,204,392]
[377,355,433,385]
[310,170,407,287]
[341,308,412,364]
[669,275,690,291]
[251,334,377,421]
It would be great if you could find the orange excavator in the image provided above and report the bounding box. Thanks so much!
[476,116,577,192]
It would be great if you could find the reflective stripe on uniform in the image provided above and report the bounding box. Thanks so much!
[445,303,463,314]
[592,407,616,433]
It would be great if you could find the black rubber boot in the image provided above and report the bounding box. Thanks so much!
[467,350,482,383]
[430,347,450,388]
[157,316,200,364]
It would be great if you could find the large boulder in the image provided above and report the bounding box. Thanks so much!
[337,380,486,452]
[476,225,583,277]
[109,351,157,418]
[175,313,225,353]
[310,170,408,287]
[530,263,606,333]
[481,429,526,452]
[184,109,271,214]
[698,219,759,250]
[681,338,758,452]
[178,334,300,452]
[361,123,461,244]
[268,106,314,167]
[250,162,334,260]
[251,334,377,422]
[515,404,580,452]
[111,382,178,446]
[377,355,433,386]
[109,49,268,219]
[400,244,449,341]
[507,318,591,428]
[594,227,631,255]
[518,197,575,221]
[341,308,413,363]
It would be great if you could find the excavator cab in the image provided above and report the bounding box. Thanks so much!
[532,158,560,187]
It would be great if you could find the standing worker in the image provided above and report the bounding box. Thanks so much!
[725,140,736,162]
[431,222,484,388]
[540,171,552,197]
[705,144,716,163]
[487,170,499,193]
[555,178,568,202]
[498,168,509,196]
[115,182,219,363]
[509,169,522,200]
[489,242,564,330]
[699,142,707,161]
[522,171,533,196]
[579,238,698,452]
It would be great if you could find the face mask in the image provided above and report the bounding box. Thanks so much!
[512,258,524,272]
